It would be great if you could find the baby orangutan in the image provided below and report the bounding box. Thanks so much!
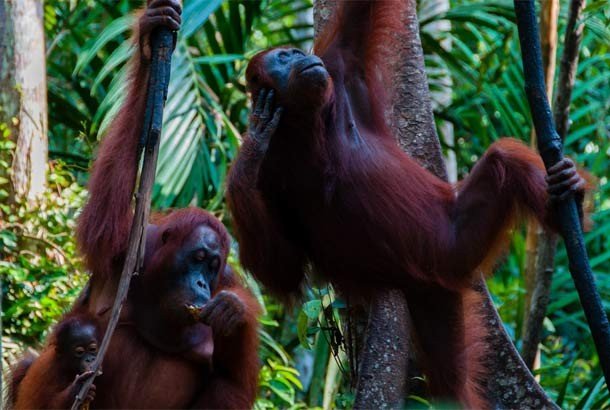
[12,315,101,409]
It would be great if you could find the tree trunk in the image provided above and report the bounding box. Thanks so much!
[420,0,456,182]
[466,282,557,408]
[0,0,48,204]
[353,290,410,409]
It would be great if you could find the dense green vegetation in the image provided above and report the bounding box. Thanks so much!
[1,0,609,408]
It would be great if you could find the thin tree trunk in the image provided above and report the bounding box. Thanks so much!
[0,0,48,203]
[522,235,559,368]
[522,0,559,370]
[554,0,586,140]
[0,2,18,123]
[0,0,19,211]
[521,0,586,370]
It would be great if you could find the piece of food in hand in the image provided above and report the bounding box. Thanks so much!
[186,304,205,321]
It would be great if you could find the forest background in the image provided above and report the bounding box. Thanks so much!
[1,0,609,408]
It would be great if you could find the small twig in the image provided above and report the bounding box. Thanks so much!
[70,27,175,410]
[1,223,72,265]
[514,0,610,387]
[19,233,71,264]
[554,0,586,139]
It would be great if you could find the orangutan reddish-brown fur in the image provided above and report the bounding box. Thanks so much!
[11,1,260,409]
[6,352,37,409]
[226,1,587,407]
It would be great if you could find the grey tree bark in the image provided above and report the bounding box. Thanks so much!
[419,0,456,182]
[0,0,48,203]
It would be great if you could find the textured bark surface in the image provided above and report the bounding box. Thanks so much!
[0,1,18,118]
[312,0,333,36]
[471,280,558,409]
[384,0,448,181]
[421,0,456,182]
[0,0,18,205]
[353,290,410,409]
[1,0,48,202]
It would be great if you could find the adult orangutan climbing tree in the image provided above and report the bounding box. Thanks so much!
[227,0,587,406]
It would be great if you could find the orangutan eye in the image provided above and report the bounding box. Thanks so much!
[278,50,289,63]
[210,256,220,272]
[75,346,85,357]
[88,343,98,353]
[193,249,206,262]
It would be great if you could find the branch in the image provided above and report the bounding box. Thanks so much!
[522,0,585,370]
[521,236,559,368]
[521,0,559,370]
[70,27,175,410]
[514,0,610,387]
[554,0,586,139]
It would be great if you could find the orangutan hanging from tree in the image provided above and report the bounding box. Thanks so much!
[227,0,588,406]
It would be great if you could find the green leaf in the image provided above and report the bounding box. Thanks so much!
[73,15,133,76]
[302,299,322,320]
